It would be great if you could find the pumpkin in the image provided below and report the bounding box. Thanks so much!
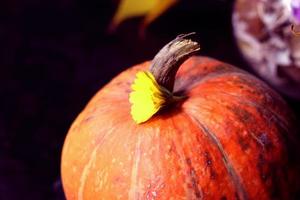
[61,34,299,199]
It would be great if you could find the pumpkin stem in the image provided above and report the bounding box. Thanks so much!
[150,33,200,92]
[129,34,200,124]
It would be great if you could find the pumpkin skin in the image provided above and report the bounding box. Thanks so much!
[61,56,299,200]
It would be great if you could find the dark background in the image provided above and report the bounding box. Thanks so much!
[0,0,299,199]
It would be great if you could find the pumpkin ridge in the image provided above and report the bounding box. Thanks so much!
[78,146,99,200]
[168,117,196,198]
[185,112,249,200]
[174,61,243,90]
[185,157,203,199]
[185,78,294,145]
[211,91,300,175]
[75,124,120,199]
[183,91,299,199]
[128,130,142,199]
[213,91,297,145]
[170,116,204,199]
[175,71,247,94]
[188,90,289,150]
[186,94,268,152]
[214,92,289,127]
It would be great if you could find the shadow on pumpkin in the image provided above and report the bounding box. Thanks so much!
[151,97,187,122]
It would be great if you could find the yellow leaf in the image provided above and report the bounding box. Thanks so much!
[110,0,178,32]
[142,0,177,29]
[129,71,170,124]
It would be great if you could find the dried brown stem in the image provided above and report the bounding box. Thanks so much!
[150,33,200,92]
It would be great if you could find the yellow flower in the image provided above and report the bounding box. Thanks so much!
[129,71,171,124]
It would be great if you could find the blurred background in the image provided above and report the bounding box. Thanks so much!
[0,0,299,199]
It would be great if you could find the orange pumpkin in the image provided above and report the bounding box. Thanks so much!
[61,34,299,199]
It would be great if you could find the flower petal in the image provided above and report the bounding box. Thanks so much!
[129,71,166,124]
